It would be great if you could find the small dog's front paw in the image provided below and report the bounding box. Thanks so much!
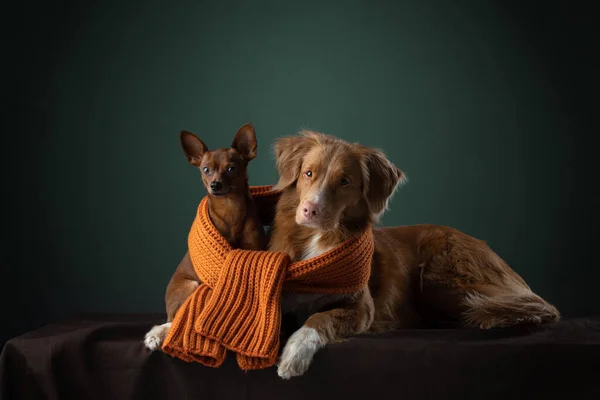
[143,322,171,351]
[277,327,323,379]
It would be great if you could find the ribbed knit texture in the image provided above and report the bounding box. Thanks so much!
[162,185,374,370]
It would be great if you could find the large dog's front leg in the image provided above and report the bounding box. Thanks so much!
[277,288,374,379]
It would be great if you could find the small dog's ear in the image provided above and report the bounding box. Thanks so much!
[272,133,315,191]
[180,130,208,166]
[361,148,406,219]
[232,123,257,161]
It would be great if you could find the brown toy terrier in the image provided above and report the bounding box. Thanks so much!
[144,123,266,351]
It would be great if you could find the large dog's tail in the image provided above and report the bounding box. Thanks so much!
[463,291,560,329]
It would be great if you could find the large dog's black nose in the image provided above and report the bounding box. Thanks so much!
[210,181,223,191]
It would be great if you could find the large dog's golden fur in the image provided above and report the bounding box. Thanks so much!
[269,130,559,379]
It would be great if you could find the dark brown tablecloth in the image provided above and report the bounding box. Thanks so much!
[1,314,600,400]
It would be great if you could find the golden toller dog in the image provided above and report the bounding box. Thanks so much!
[269,130,559,379]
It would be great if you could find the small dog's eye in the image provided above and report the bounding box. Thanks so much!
[305,171,313,178]
[202,167,210,174]
[227,166,236,173]
[340,178,350,187]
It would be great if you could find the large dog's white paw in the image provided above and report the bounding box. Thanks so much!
[144,322,171,351]
[277,326,324,379]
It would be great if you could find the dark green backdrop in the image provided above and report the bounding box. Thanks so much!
[2,0,598,346]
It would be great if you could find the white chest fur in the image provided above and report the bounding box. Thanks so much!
[282,234,337,314]
[300,234,326,260]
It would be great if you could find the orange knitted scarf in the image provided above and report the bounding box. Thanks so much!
[162,186,374,370]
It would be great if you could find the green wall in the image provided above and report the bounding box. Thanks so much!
[2,0,598,345]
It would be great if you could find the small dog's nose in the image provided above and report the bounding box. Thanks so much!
[210,181,223,191]
[302,202,320,219]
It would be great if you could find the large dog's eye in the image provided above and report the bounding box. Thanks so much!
[202,167,211,174]
[305,171,313,178]
[340,177,350,187]
[226,165,236,174]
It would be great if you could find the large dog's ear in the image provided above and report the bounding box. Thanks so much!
[231,123,257,161]
[361,147,407,219]
[181,130,208,166]
[272,133,316,191]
